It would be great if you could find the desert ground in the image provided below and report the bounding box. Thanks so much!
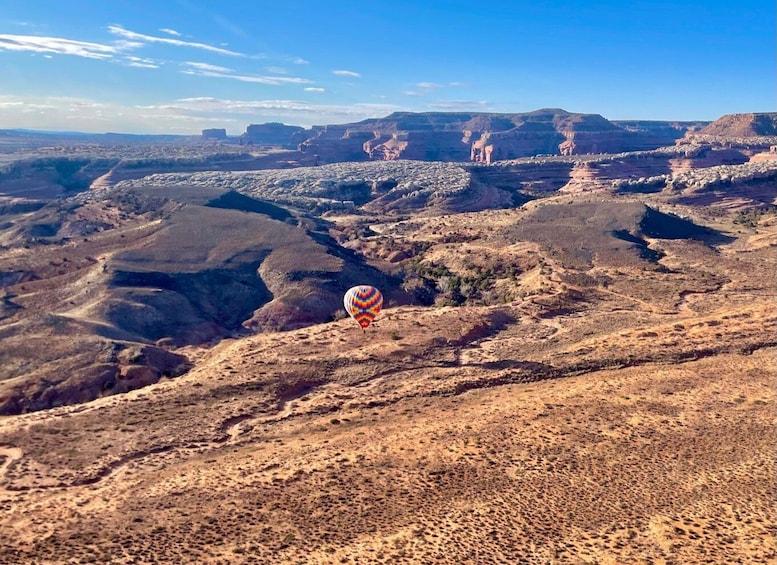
[0,187,774,563]
[1,113,776,563]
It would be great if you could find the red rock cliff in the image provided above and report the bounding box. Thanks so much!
[287,110,704,164]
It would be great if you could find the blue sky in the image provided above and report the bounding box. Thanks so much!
[0,0,774,134]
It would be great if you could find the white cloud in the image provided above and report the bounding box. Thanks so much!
[180,66,313,85]
[0,94,241,133]
[416,82,442,89]
[293,57,309,65]
[170,97,317,113]
[167,97,402,123]
[126,61,159,68]
[108,25,244,57]
[0,33,118,59]
[182,61,233,73]
[125,56,160,69]
[333,69,360,77]
[0,26,316,84]
[305,87,326,93]
[112,39,144,51]
[153,97,403,126]
[159,28,182,37]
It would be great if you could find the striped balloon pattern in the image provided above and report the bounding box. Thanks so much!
[343,285,383,329]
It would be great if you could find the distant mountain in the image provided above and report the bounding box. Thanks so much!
[0,128,96,136]
[0,129,199,146]
[245,109,709,164]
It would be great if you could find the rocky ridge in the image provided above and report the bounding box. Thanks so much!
[114,160,475,215]
[612,159,777,194]
[114,143,774,215]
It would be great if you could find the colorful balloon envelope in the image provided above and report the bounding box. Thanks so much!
[343,285,383,329]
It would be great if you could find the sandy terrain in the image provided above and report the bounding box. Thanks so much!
[0,224,774,563]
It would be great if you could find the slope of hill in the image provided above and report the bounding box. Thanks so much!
[0,187,399,414]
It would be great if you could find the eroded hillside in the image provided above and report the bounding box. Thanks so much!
[0,185,400,414]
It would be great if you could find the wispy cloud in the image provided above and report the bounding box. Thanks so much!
[169,97,318,113]
[157,97,402,123]
[333,69,360,77]
[305,87,326,93]
[108,24,244,57]
[0,25,311,82]
[293,57,309,65]
[0,34,118,59]
[124,56,160,69]
[181,64,313,85]
[0,94,404,133]
[181,62,312,85]
[159,28,181,37]
[182,61,233,73]
[0,94,241,133]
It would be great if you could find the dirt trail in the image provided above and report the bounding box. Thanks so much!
[88,170,116,192]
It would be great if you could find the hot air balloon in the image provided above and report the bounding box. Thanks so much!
[343,285,383,331]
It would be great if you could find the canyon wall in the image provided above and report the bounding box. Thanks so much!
[282,109,705,164]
